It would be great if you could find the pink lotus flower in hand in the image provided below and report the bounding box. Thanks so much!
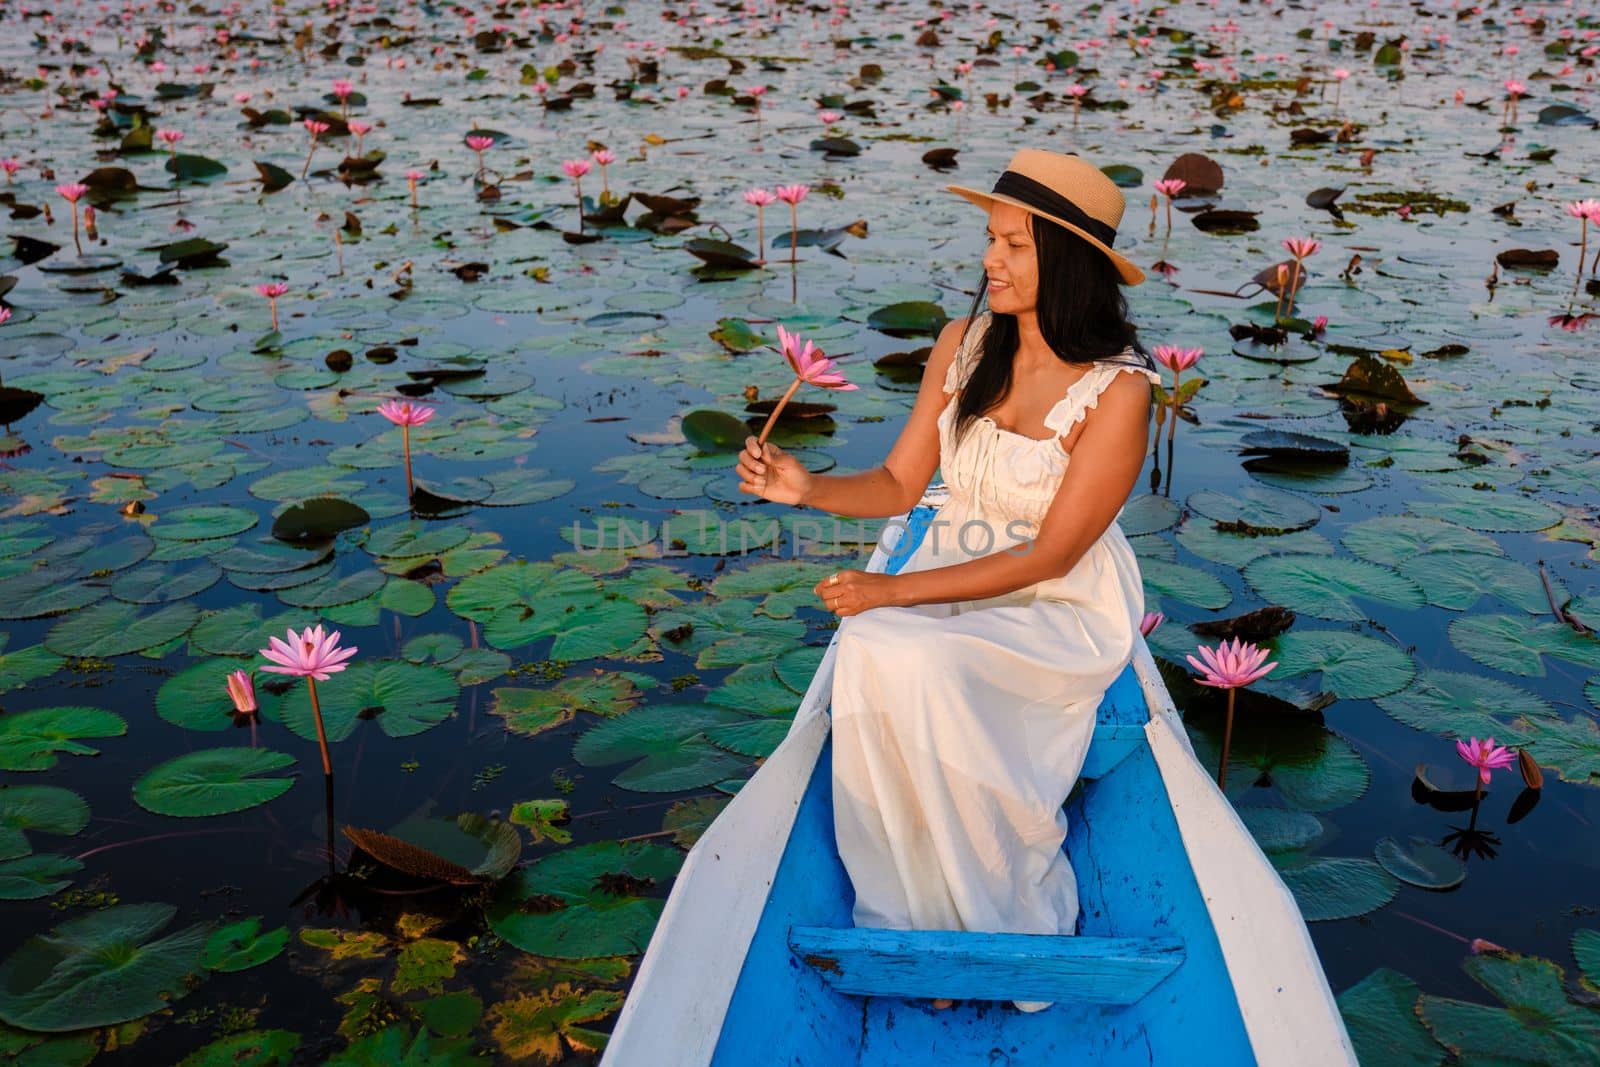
[1282,237,1321,259]
[260,624,357,682]
[1139,611,1164,636]
[378,399,435,426]
[225,669,257,714]
[777,324,857,389]
[1456,736,1516,786]
[1187,637,1276,689]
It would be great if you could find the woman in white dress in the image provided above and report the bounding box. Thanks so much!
[734,149,1160,1014]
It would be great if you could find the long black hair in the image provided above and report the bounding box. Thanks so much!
[949,210,1154,448]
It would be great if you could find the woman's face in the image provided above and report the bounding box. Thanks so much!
[981,201,1040,315]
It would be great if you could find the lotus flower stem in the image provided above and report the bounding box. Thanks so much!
[787,202,798,263]
[755,377,804,448]
[307,676,332,777]
[402,424,413,495]
[1218,688,1236,789]
[756,204,766,260]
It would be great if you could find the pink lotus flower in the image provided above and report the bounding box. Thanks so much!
[753,325,857,449]
[561,158,592,179]
[0,159,19,183]
[775,185,810,263]
[406,168,425,208]
[156,129,184,151]
[465,134,494,152]
[301,120,330,179]
[592,148,617,165]
[1569,200,1600,278]
[378,400,435,427]
[1331,68,1351,80]
[776,324,857,389]
[259,624,356,777]
[225,669,257,714]
[260,624,357,682]
[0,307,11,327]
[332,79,354,99]
[379,400,434,495]
[1065,83,1088,97]
[1154,178,1187,197]
[1456,736,1516,787]
[1282,237,1321,259]
[818,110,842,124]
[1151,344,1202,372]
[348,120,372,156]
[676,85,691,98]
[233,91,251,104]
[256,282,288,331]
[1188,637,1276,789]
[1312,314,1329,334]
[1504,79,1526,97]
[1139,611,1164,636]
[744,187,778,260]
[1188,638,1277,689]
[57,183,89,256]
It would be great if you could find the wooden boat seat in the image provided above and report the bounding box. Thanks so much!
[787,926,1185,1005]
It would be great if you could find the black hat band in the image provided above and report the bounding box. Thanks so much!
[990,170,1118,248]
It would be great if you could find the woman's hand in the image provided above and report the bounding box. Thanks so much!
[813,569,902,617]
[736,436,813,507]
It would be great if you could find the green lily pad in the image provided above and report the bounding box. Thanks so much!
[486,841,683,958]
[176,1030,301,1067]
[1267,630,1416,700]
[0,854,84,901]
[0,786,90,861]
[150,505,258,542]
[1374,836,1468,890]
[573,703,751,792]
[0,903,211,1031]
[1243,554,1424,622]
[132,748,297,817]
[272,661,456,742]
[0,635,64,694]
[1397,553,1552,614]
[493,675,642,737]
[1337,969,1446,1067]
[1273,855,1399,922]
[0,706,127,772]
[43,601,198,658]
[1340,515,1503,566]
[1418,952,1600,1064]
[1449,614,1600,677]
[1408,490,1561,533]
[866,300,948,338]
[271,498,371,543]
[447,562,647,660]
[681,409,751,454]
[202,918,289,973]
[1188,486,1322,533]
[1374,671,1550,741]
[1237,808,1325,853]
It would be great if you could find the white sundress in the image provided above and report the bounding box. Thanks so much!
[830,309,1161,941]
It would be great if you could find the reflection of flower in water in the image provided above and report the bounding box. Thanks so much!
[1549,312,1595,332]
[1443,824,1500,861]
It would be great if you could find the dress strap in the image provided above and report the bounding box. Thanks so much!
[942,311,992,394]
[1042,356,1162,437]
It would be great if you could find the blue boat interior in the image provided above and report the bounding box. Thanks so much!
[709,503,1257,1065]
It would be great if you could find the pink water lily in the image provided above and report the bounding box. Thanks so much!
[259,624,356,777]
[592,148,617,197]
[755,325,857,448]
[818,110,842,124]
[57,182,88,255]
[1139,611,1164,636]
[332,78,354,118]
[562,158,592,230]
[1153,178,1186,233]
[744,187,778,261]
[1187,637,1277,789]
[225,669,257,715]
[1568,200,1600,276]
[1065,82,1088,124]
[379,399,434,495]
[465,134,493,181]
[0,159,19,183]
[156,128,184,155]
[347,120,372,157]
[1278,238,1319,321]
[1456,736,1516,789]
[775,184,809,263]
[1151,345,1202,443]
[406,168,425,209]
[1331,67,1350,107]
[301,119,330,179]
[256,282,288,330]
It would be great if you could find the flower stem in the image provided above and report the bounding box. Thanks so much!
[1217,687,1236,789]
[756,377,804,448]
[71,207,82,257]
[788,203,798,264]
[307,677,332,777]
[269,298,278,333]
[402,424,414,497]
[1164,196,1173,235]
[757,206,765,262]
[301,138,317,180]
[1167,369,1180,444]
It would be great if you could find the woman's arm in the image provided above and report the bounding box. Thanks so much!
[795,315,971,519]
[887,370,1152,608]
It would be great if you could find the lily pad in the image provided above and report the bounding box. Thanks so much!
[1374,836,1467,890]
[573,703,751,792]
[1273,855,1399,922]
[0,786,90,861]
[486,841,684,958]
[1419,952,1600,1064]
[132,748,297,817]
[0,706,127,772]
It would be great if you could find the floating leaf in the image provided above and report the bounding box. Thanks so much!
[1337,969,1446,1067]
[487,983,623,1063]
[0,786,90,861]
[1374,836,1467,890]
[277,661,458,742]
[0,706,126,772]
[132,748,296,817]
[0,853,83,901]
[1419,952,1600,1064]
[573,704,750,792]
[1274,855,1399,922]
[1268,631,1416,700]
[43,601,198,658]
[486,841,683,958]
[1243,554,1423,622]
[1449,615,1600,677]
[0,903,210,1031]
[202,918,289,973]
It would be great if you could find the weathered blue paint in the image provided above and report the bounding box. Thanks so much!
[788,926,1185,1004]
[709,503,1258,1065]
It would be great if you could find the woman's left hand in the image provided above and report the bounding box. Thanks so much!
[813,569,901,617]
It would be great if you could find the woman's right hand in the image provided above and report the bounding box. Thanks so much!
[736,435,812,506]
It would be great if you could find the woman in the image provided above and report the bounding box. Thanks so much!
[733,149,1159,1014]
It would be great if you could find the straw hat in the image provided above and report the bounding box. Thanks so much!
[946,148,1145,286]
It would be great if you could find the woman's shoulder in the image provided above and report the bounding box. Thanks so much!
[1092,346,1162,384]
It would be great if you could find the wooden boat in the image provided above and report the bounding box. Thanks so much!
[603,491,1358,1066]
